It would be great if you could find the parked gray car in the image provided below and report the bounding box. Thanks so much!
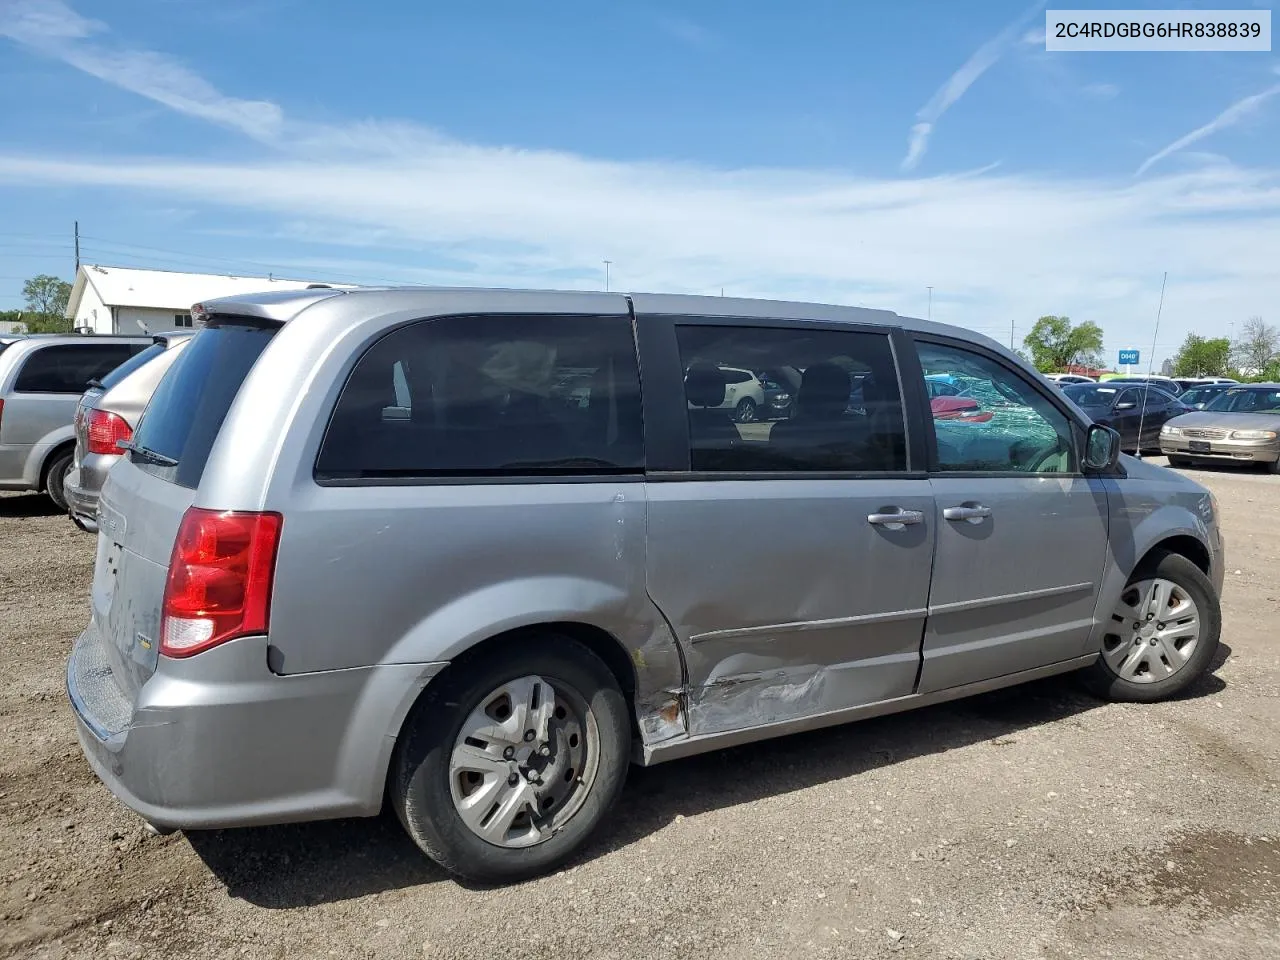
[1160,383,1280,472]
[68,288,1225,884]
[66,331,194,532]
[0,334,151,509]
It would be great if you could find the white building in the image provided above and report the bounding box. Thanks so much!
[65,264,344,335]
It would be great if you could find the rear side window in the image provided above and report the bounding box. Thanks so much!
[14,343,139,394]
[97,342,165,391]
[131,324,277,488]
[316,314,643,480]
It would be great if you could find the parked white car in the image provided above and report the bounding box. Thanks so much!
[1045,373,1096,385]
[685,365,767,423]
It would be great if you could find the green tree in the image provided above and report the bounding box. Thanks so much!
[1233,316,1278,377]
[21,274,73,333]
[1021,315,1105,373]
[1172,334,1232,378]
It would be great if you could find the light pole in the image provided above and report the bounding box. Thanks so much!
[603,260,612,292]
[926,286,933,321]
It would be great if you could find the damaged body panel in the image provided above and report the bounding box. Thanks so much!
[646,478,935,737]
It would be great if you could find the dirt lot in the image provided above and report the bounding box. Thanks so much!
[2,462,1278,960]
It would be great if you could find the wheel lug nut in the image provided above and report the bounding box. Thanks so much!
[1157,623,1166,630]
[539,745,551,757]
[508,773,519,786]
[503,747,515,760]
[523,730,535,742]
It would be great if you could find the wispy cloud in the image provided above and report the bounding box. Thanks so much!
[1083,82,1119,100]
[0,0,284,141]
[1136,82,1280,176]
[655,14,715,49]
[901,1,1047,171]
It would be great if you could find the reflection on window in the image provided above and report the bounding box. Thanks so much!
[675,325,908,473]
[917,342,1075,474]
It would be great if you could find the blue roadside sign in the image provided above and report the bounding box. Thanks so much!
[1118,349,1140,365]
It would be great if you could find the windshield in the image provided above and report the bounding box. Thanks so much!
[1180,386,1224,406]
[1204,388,1280,414]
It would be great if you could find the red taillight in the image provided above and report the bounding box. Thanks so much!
[86,409,133,456]
[160,508,283,658]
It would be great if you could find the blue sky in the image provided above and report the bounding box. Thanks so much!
[1,0,1278,364]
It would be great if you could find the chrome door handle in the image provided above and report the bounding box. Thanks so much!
[943,504,992,524]
[867,509,925,530]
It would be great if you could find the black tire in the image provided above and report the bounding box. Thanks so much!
[734,397,757,424]
[1167,456,1193,469]
[1081,551,1221,703]
[1268,457,1280,475]
[43,448,74,513]
[393,635,630,884]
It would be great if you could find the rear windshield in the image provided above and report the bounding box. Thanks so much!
[97,342,165,391]
[131,323,277,488]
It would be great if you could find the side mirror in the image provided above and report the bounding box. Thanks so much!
[1113,399,1137,411]
[1084,424,1121,471]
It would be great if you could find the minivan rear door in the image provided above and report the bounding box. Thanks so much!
[90,323,278,702]
[637,312,936,738]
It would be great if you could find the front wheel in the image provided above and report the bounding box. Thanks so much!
[393,636,630,884]
[734,397,757,423]
[1167,456,1193,468]
[1081,551,1220,703]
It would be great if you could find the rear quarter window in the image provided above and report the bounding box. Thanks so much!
[315,313,644,480]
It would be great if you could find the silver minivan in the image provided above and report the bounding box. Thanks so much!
[66,331,194,532]
[0,334,151,509]
[67,288,1225,884]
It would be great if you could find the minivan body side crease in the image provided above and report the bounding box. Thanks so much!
[65,286,1225,884]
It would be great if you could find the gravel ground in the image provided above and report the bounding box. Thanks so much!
[1,461,1278,960]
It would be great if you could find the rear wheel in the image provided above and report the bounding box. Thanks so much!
[1082,551,1220,703]
[43,449,74,512]
[393,636,630,884]
[734,397,757,423]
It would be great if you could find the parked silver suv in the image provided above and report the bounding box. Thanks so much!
[0,334,151,509]
[67,331,194,532]
[68,288,1224,884]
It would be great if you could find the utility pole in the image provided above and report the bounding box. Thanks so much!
[603,260,612,292]
[1010,318,1015,350]
[926,286,933,321]
[74,220,80,273]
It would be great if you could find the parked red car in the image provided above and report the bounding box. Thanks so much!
[930,395,994,423]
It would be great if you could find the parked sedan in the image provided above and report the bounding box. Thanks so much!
[66,331,193,531]
[1062,382,1189,454]
[1160,384,1280,473]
